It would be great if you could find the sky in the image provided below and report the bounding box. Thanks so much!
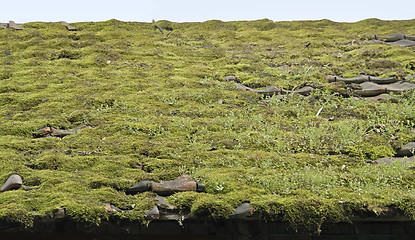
[0,0,414,23]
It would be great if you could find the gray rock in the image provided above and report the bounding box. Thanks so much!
[1,174,23,192]
[126,180,152,194]
[224,75,239,82]
[53,209,65,218]
[7,21,23,30]
[371,157,396,164]
[390,39,415,47]
[127,175,205,196]
[367,94,397,102]
[196,182,206,192]
[60,21,76,31]
[229,203,254,218]
[374,34,415,47]
[375,33,405,42]
[145,206,160,220]
[396,142,415,157]
[155,195,175,210]
[371,156,415,164]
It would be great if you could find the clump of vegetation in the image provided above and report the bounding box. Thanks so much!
[1,18,415,233]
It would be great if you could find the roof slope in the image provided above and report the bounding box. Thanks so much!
[1,18,415,233]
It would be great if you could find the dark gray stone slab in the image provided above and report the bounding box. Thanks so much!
[375,33,405,42]
[125,180,152,194]
[396,142,415,157]
[327,75,397,84]
[352,81,415,97]
[390,39,415,47]
[371,156,415,164]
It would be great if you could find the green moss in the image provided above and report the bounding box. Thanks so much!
[251,194,352,233]
[63,202,107,224]
[190,194,234,219]
[167,191,201,210]
[344,135,395,159]
[0,201,35,227]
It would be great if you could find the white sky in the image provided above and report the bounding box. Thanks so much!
[0,0,414,23]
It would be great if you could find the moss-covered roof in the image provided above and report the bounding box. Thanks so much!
[1,18,415,233]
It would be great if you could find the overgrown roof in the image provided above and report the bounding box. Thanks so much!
[1,18,415,234]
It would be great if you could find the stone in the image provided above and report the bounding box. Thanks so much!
[327,74,370,83]
[353,81,415,97]
[367,94,397,103]
[153,196,183,221]
[371,156,415,165]
[49,127,73,137]
[371,157,396,165]
[390,39,415,47]
[224,75,239,82]
[151,175,202,196]
[155,195,175,210]
[375,33,405,42]
[327,75,397,84]
[395,142,415,157]
[125,180,152,195]
[145,206,160,220]
[126,175,205,196]
[229,203,254,219]
[374,34,415,47]
[60,21,76,31]
[33,125,86,138]
[196,182,205,192]
[104,203,122,212]
[53,208,65,218]
[1,174,23,192]
[294,86,315,95]
[33,126,69,138]
[7,21,23,30]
